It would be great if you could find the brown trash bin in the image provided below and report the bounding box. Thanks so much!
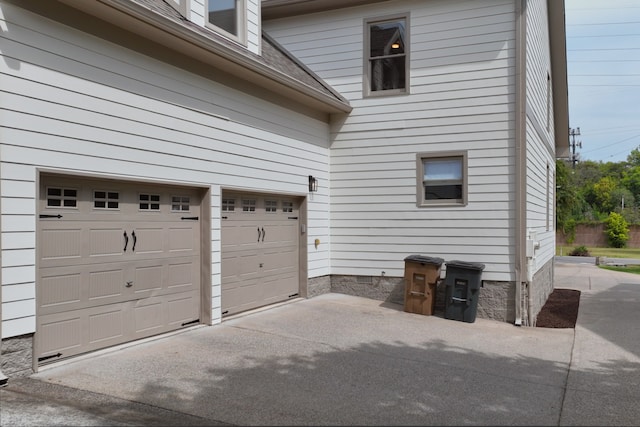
[403,255,444,316]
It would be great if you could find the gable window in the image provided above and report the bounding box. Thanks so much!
[206,0,245,43]
[365,14,409,96]
[417,153,467,206]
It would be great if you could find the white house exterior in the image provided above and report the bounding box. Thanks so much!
[263,0,568,325]
[0,0,567,380]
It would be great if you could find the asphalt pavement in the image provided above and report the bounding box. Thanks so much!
[1,260,639,426]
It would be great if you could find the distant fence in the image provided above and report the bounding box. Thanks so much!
[556,223,640,248]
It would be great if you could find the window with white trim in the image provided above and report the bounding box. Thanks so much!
[365,14,409,96]
[206,0,246,43]
[417,153,467,206]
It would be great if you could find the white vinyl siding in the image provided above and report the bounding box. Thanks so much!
[525,0,556,268]
[265,0,517,281]
[0,2,328,338]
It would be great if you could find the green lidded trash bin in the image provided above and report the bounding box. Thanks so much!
[403,255,444,316]
[444,260,485,323]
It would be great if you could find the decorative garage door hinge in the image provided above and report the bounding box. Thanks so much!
[39,214,63,219]
[38,352,62,362]
[181,319,200,327]
[181,216,199,220]
[288,293,299,298]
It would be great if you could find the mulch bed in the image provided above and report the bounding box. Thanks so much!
[535,288,581,328]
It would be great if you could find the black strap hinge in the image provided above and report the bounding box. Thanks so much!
[288,293,299,298]
[181,319,200,327]
[181,216,199,221]
[288,216,298,220]
[39,214,63,219]
[38,352,62,362]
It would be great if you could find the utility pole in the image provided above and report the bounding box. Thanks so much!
[569,127,581,169]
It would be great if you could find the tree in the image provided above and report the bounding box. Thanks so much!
[604,212,629,248]
[622,166,640,203]
[555,160,578,233]
[627,147,640,167]
[592,176,617,214]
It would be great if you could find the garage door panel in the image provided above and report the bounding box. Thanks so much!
[89,269,126,300]
[40,273,82,309]
[130,227,163,254]
[169,226,198,252]
[39,315,83,357]
[41,228,83,261]
[89,309,125,344]
[90,227,127,257]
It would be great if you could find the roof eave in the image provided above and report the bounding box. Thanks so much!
[548,0,570,159]
[262,0,390,20]
[58,0,352,114]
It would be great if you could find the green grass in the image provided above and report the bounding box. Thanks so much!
[556,245,640,259]
[599,265,640,274]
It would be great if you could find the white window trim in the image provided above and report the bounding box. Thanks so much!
[416,151,468,207]
[363,13,410,98]
[166,0,188,18]
[205,0,247,46]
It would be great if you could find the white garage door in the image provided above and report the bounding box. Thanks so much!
[37,175,202,364]
[221,192,300,316]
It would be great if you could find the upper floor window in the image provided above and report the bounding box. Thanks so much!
[207,0,245,43]
[365,15,409,96]
[166,0,188,17]
[417,152,467,207]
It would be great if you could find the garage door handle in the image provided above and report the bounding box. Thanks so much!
[132,230,137,251]
[123,231,129,252]
[261,227,265,242]
[257,227,261,242]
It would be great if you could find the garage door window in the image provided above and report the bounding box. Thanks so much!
[266,200,277,213]
[172,196,190,212]
[94,191,119,209]
[282,201,293,213]
[139,194,160,211]
[46,187,77,208]
[222,198,235,211]
[242,199,256,212]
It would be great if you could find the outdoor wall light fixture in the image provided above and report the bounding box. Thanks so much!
[309,175,318,192]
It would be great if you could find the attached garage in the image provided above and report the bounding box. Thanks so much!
[221,191,303,317]
[36,174,206,365]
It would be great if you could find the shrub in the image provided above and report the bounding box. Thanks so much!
[569,245,590,256]
[604,212,630,248]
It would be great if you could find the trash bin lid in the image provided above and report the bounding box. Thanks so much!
[404,255,444,266]
[445,260,485,271]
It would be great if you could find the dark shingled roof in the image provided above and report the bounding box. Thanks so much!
[130,0,348,105]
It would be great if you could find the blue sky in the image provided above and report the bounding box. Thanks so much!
[564,0,640,164]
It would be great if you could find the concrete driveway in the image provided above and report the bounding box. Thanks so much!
[2,261,640,426]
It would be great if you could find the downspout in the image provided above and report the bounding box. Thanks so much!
[0,128,6,386]
[514,0,528,326]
